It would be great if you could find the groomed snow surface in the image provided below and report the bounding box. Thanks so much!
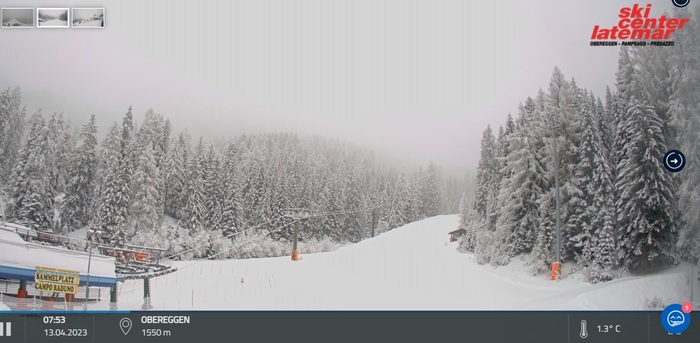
[38,19,67,27]
[106,215,693,311]
[0,215,692,311]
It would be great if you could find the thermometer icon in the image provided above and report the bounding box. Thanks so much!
[580,320,588,339]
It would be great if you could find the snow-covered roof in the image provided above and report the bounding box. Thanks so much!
[0,228,117,287]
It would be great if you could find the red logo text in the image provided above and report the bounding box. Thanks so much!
[591,4,689,40]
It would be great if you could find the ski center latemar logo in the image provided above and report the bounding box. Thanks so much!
[590,3,690,46]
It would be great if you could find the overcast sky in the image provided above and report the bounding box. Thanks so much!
[37,9,67,18]
[73,9,103,20]
[0,0,681,174]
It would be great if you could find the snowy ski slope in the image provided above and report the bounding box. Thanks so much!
[112,215,693,310]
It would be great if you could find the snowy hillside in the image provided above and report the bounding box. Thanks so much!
[109,215,693,310]
[3,19,31,27]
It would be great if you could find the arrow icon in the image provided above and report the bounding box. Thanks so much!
[664,150,686,173]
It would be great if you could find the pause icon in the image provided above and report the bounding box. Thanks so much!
[0,322,11,336]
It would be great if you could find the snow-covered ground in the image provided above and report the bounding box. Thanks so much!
[3,19,31,27]
[102,215,694,311]
[38,19,67,27]
[73,20,102,27]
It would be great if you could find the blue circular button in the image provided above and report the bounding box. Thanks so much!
[661,304,691,334]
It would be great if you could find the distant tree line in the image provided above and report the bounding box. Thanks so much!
[0,96,464,259]
[38,11,67,21]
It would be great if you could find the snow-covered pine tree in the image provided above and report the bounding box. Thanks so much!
[669,6,700,260]
[220,142,244,239]
[387,171,413,228]
[458,193,469,230]
[246,165,271,232]
[46,113,74,196]
[616,97,678,271]
[5,111,54,231]
[532,191,555,273]
[344,167,369,242]
[611,48,636,235]
[94,158,131,248]
[135,109,167,220]
[496,114,516,182]
[571,90,598,267]
[327,169,349,242]
[119,107,137,182]
[630,38,676,149]
[164,130,191,220]
[588,116,617,282]
[136,109,166,160]
[94,123,120,186]
[62,114,98,233]
[104,108,141,246]
[473,126,499,220]
[496,125,505,168]
[265,140,293,241]
[89,122,120,243]
[90,107,138,247]
[0,88,13,177]
[316,178,338,238]
[127,144,161,238]
[504,113,516,138]
[157,118,172,217]
[408,169,423,221]
[457,193,479,253]
[601,87,615,165]
[375,171,397,235]
[630,39,686,263]
[298,156,320,238]
[495,102,547,261]
[373,171,390,231]
[0,86,26,182]
[203,145,223,232]
[181,138,207,235]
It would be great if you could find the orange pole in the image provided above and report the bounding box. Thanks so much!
[551,262,560,280]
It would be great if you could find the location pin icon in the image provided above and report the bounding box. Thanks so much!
[119,318,132,335]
